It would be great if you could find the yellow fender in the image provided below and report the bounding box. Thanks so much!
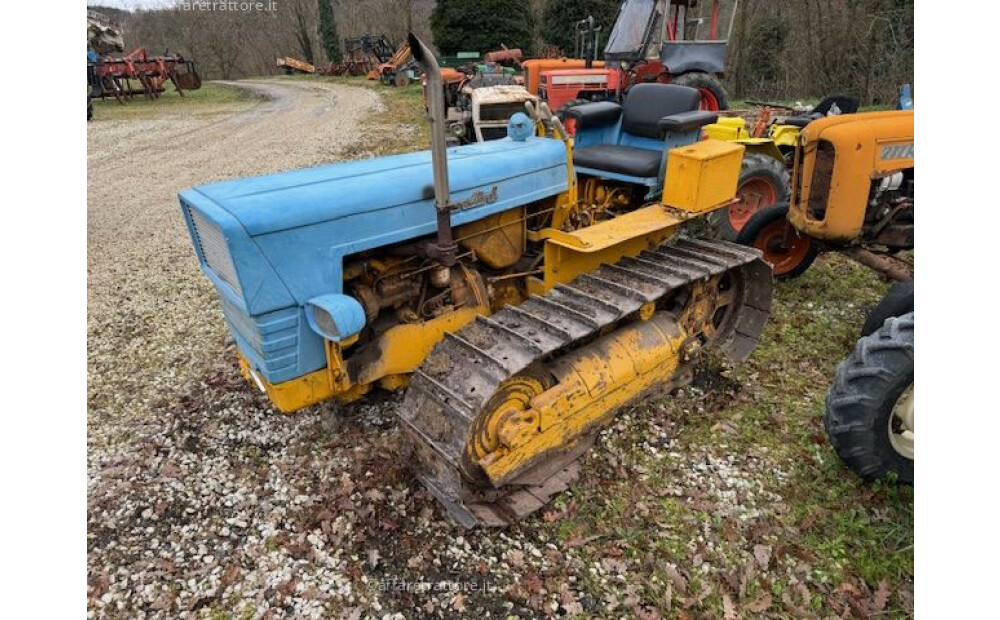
[704,116,789,164]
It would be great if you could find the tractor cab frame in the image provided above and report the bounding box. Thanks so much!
[606,0,737,75]
[536,0,738,114]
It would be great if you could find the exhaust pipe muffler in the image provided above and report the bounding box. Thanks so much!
[408,32,458,266]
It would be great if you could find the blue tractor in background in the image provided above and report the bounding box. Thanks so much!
[180,34,774,527]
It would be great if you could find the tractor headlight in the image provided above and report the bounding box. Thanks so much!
[305,294,366,342]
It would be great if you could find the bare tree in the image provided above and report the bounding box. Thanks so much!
[100,0,912,101]
[727,0,913,105]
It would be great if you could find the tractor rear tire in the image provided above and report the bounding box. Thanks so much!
[861,280,914,338]
[824,313,914,484]
[672,72,729,111]
[736,202,817,279]
[709,153,789,240]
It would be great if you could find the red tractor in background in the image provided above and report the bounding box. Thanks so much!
[529,0,737,121]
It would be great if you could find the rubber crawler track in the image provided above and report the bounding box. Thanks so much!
[397,238,773,527]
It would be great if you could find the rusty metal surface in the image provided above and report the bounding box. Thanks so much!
[92,48,201,102]
[397,238,773,527]
[841,248,913,282]
[484,48,524,64]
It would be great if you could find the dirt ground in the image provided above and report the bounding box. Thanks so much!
[87,78,913,619]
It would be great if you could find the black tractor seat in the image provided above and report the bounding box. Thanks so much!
[573,144,663,177]
[567,83,716,184]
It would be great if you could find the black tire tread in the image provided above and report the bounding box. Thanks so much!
[672,72,729,110]
[824,313,914,483]
[861,280,914,337]
[555,98,589,121]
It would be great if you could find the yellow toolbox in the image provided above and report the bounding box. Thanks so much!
[661,139,745,214]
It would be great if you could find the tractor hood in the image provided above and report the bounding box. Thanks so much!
[179,136,569,385]
[182,136,567,236]
[179,136,568,383]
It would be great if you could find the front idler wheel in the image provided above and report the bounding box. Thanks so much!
[736,202,817,280]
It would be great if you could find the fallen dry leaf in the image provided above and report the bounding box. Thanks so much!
[744,592,772,613]
[508,549,525,568]
[603,557,628,574]
[150,591,174,611]
[753,544,772,570]
[723,593,738,620]
[662,563,688,594]
[220,563,241,587]
[88,573,110,600]
[682,583,712,608]
[872,579,891,612]
[542,508,564,523]
[339,607,362,620]
[523,571,544,595]
[635,605,662,620]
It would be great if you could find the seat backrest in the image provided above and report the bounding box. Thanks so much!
[813,94,860,116]
[621,84,701,139]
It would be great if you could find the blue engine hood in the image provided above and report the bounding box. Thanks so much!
[179,136,569,384]
[182,137,568,236]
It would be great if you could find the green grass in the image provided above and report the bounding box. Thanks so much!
[90,81,261,120]
[311,75,430,157]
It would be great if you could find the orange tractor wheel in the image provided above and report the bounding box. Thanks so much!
[736,202,817,279]
[709,153,789,241]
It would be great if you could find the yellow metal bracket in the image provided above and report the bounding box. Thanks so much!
[532,204,686,292]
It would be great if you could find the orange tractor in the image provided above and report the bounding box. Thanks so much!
[735,110,914,281]
[524,0,737,118]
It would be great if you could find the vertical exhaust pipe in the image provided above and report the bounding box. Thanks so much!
[409,32,458,266]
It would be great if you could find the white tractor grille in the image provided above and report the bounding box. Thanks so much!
[187,206,241,298]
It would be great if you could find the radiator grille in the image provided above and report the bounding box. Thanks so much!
[480,126,509,141]
[478,101,529,122]
[188,206,241,297]
[807,140,836,221]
